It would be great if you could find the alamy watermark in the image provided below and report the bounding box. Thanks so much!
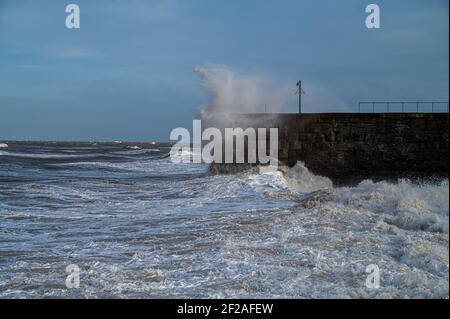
[63,3,380,31]
[65,4,80,29]
[365,264,381,289]
[169,120,279,167]
[366,4,381,29]
[65,264,80,289]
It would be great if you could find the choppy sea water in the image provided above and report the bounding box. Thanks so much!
[0,141,448,298]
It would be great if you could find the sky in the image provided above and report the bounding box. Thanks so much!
[0,0,448,141]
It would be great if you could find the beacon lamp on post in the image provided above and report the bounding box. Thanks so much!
[296,80,305,113]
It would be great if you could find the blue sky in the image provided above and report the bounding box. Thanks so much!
[0,0,448,141]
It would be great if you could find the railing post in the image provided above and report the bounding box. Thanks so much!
[359,101,448,113]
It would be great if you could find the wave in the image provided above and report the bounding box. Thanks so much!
[0,149,163,162]
[168,148,202,159]
[111,148,161,156]
[276,161,449,233]
[338,179,449,233]
[0,150,103,159]
[0,143,8,148]
[0,149,447,298]
[280,162,333,193]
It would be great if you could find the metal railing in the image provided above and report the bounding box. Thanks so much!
[358,101,449,113]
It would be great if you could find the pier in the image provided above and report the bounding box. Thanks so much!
[208,113,449,184]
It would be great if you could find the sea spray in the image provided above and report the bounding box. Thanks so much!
[194,63,349,117]
[195,64,293,117]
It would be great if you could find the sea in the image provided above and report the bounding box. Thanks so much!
[0,141,448,298]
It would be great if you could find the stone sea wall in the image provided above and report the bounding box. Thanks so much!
[208,113,449,184]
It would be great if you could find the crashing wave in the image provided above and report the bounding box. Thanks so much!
[279,161,333,193]
[278,162,449,233]
[338,179,449,233]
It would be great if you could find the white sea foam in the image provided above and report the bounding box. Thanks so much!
[269,161,449,298]
[277,161,449,234]
[169,147,202,159]
[112,148,161,156]
[280,161,333,193]
[0,143,8,148]
[248,169,287,189]
[338,179,449,233]
[0,149,447,299]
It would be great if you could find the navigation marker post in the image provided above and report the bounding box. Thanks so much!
[296,80,305,113]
